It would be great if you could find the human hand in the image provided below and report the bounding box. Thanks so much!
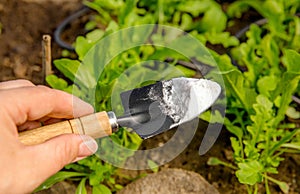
[0,79,98,193]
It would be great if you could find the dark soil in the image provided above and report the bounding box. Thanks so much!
[0,0,82,84]
[0,0,299,194]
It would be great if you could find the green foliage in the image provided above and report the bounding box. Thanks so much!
[93,184,112,194]
[41,0,300,193]
[236,160,263,185]
[228,0,300,51]
[214,43,300,194]
[83,0,239,47]
[205,1,300,193]
[76,178,88,194]
[34,171,88,192]
[44,1,223,192]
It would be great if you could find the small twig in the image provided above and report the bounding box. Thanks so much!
[42,34,53,83]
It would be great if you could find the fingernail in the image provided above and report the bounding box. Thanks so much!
[72,96,94,118]
[78,135,98,157]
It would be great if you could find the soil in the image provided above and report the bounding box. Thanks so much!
[0,0,299,194]
[0,0,83,84]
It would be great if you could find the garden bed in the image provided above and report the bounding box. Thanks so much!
[0,0,299,194]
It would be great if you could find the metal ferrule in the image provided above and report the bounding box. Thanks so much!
[107,111,119,132]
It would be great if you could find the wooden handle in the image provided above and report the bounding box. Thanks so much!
[18,111,113,145]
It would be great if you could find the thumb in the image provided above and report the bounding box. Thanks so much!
[23,134,98,186]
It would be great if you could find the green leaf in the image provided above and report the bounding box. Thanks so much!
[176,1,210,17]
[230,137,243,160]
[76,178,87,194]
[174,65,196,77]
[278,181,289,194]
[65,163,90,173]
[225,121,243,140]
[199,1,227,32]
[83,0,112,23]
[105,20,119,32]
[34,171,87,192]
[92,184,112,194]
[205,31,239,48]
[54,58,96,89]
[85,20,97,31]
[290,16,300,50]
[46,75,68,90]
[114,184,123,190]
[213,53,257,113]
[227,0,283,22]
[222,67,256,112]
[118,0,136,25]
[179,13,193,30]
[207,157,237,169]
[286,106,300,119]
[266,175,290,194]
[282,49,300,72]
[200,110,224,124]
[236,160,263,185]
[75,36,94,61]
[207,157,224,166]
[147,160,159,173]
[75,29,105,61]
[282,141,300,150]
[272,72,300,125]
[86,29,104,42]
[53,59,80,82]
[257,75,278,98]
[255,95,273,112]
[268,130,298,156]
[261,34,280,68]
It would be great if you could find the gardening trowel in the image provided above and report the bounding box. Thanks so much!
[19,77,221,145]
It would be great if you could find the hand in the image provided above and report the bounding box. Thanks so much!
[0,79,98,193]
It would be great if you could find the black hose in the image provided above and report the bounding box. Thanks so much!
[234,18,267,39]
[54,6,90,51]
[234,13,300,39]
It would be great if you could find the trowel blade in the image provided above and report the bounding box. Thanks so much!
[118,77,221,139]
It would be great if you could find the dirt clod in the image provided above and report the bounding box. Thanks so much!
[118,168,219,194]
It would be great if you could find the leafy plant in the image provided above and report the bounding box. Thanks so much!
[227,0,300,51]
[206,1,300,193]
[212,47,300,194]
[37,0,300,193]
[39,0,229,192]
[83,0,239,47]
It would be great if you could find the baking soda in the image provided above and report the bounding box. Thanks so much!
[151,77,221,126]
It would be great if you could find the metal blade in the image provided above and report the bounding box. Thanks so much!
[118,77,221,139]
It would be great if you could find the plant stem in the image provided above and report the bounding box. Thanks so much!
[246,185,252,194]
[234,109,246,158]
[264,174,289,193]
[158,0,164,24]
[265,172,270,194]
[254,184,258,194]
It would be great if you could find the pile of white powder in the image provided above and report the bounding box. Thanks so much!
[149,77,221,126]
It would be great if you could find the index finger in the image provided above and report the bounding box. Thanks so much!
[0,79,35,90]
[0,86,94,126]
